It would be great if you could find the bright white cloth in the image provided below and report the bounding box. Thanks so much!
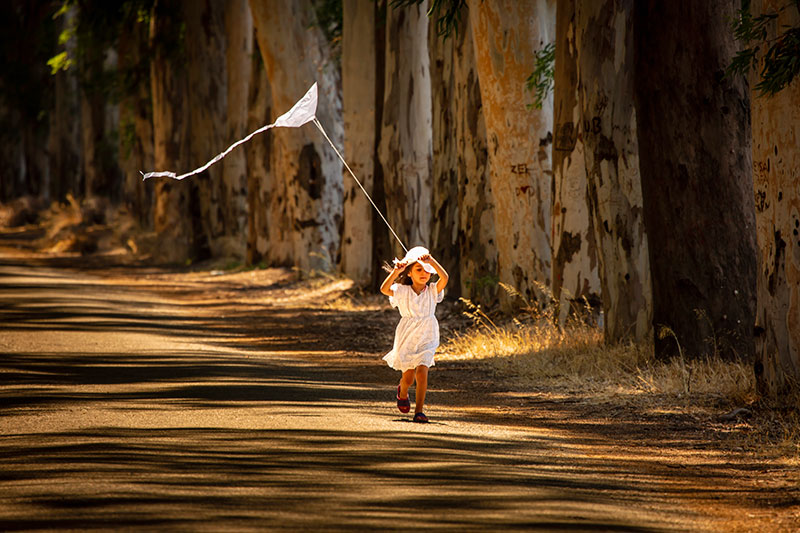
[383,282,445,371]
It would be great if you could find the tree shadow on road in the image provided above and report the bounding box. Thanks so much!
[1,426,708,532]
[1,256,797,531]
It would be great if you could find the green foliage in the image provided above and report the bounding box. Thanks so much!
[47,51,73,74]
[48,1,159,93]
[727,0,800,96]
[525,42,555,110]
[391,0,468,40]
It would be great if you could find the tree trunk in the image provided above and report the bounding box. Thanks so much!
[80,44,121,200]
[183,0,227,260]
[378,1,433,258]
[80,89,103,197]
[118,17,154,227]
[48,5,82,202]
[149,0,193,263]
[221,0,253,260]
[428,14,460,296]
[341,0,379,286]
[370,1,392,287]
[576,0,650,342]
[429,11,496,302]
[552,0,601,326]
[246,40,273,267]
[468,0,555,307]
[633,0,758,360]
[750,0,800,397]
[0,2,52,202]
[0,104,25,201]
[250,0,344,272]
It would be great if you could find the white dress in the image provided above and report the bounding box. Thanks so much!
[383,282,445,371]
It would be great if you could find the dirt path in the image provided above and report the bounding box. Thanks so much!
[0,251,797,531]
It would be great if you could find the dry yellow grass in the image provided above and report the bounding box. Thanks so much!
[440,318,755,403]
[439,283,756,405]
[437,283,800,458]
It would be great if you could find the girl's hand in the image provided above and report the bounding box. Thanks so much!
[393,261,407,272]
[419,254,431,262]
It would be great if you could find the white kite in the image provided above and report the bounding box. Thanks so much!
[140,82,407,253]
[140,83,319,182]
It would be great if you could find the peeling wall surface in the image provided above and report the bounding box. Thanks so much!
[552,0,600,325]
[469,0,555,306]
[751,1,800,396]
[577,0,651,343]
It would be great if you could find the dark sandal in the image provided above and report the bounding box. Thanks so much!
[413,412,429,423]
[396,386,410,413]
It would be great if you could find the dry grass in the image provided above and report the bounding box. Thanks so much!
[437,283,800,458]
[33,194,145,256]
[440,316,755,404]
[440,282,758,403]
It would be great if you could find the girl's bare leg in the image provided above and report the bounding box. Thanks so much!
[414,365,429,413]
[399,369,415,399]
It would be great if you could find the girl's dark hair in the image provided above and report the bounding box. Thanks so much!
[383,261,414,285]
[397,264,414,285]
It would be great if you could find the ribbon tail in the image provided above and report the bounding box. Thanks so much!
[139,83,317,181]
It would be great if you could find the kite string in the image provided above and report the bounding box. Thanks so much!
[312,118,408,255]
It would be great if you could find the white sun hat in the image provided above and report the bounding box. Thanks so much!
[395,246,436,274]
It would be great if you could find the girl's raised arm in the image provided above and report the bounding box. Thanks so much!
[380,263,406,296]
[422,255,449,294]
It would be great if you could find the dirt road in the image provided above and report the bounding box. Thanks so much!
[0,252,796,531]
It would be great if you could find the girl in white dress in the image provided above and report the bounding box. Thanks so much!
[380,246,449,423]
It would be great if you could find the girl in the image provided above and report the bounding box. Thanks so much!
[380,246,449,423]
